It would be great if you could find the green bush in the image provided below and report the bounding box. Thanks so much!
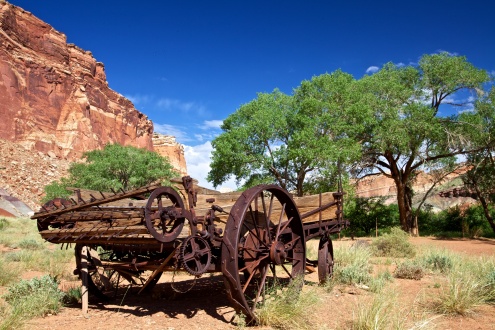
[333,244,373,285]
[394,260,425,280]
[3,275,65,317]
[0,218,9,231]
[17,238,44,250]
[371,227,415,258]
[345,197,400,236]
[421,250,454,273]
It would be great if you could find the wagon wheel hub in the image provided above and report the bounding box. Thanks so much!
[269,241,287,265]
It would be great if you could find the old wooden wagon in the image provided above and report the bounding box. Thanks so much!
[32,176,348,324]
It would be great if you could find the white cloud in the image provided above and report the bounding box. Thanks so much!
[125,94,152,106]
[153,123,192,142]
[366,66,379,74]
[436,50,458,56]
[184,141,239,191]
[201,120,223,129]
[156,98,207,116]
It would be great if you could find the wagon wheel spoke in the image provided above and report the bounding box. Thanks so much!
[253,264,269,309]
[248,203,262,244]
[280,264,293,279]
[222,186,306,325]
[240,223,270,249]
[261,194,273,244]
[242,255,269,293]
[273,203,286,242]
[75,246,163,300]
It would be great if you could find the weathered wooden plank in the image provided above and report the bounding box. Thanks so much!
[32,184,162,218]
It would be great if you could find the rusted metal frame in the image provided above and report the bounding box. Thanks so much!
[303,219,348,241]
[138,246,178,294]
[53,210,144,222]
[31,184,162,218]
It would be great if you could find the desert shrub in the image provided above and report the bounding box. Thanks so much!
[333,244,373,285]
[3,275,65,317]
[17,238,44,250]
[368,270,394,293]
[421,255,495,315]
[394,260,425,280]
[371,227,415,258]
[62,287,82,305]
[0,217,9,230]
[420,249,455,274]
[255,277,320,329]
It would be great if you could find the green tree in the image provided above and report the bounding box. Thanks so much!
[354,53,491,233]
[43,144,178,201]
[345,197,399,236]
[207,72,360,196]
[461,88,495,233]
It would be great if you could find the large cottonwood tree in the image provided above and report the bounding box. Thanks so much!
[208,53,493,233]
[354,53,491,233]
[207,72,361,196]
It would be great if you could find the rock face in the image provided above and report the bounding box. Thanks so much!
[354,169,474,212]
[0,138,70,212]
[0,1,154,159]
[152,133,187,176]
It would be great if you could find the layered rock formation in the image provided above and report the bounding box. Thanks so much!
[0,1,154,159]
[0,2,189,215]
[0,138,70,212]
[152,133,187,176]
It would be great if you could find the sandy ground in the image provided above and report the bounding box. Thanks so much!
[21,237,495,330]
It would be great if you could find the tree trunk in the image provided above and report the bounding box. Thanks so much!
[395,181,413,232]
[473,184,495,234]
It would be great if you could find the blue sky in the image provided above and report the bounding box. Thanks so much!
[9,0,495,190]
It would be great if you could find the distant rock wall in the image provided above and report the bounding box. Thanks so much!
[152,133,187,176]
[0,1,154,160]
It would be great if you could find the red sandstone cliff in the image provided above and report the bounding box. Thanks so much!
[0,1,154,159]
[152,133,188,177]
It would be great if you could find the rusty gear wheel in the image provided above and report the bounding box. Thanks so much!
[144,187,186,243]
[180,236,212,276]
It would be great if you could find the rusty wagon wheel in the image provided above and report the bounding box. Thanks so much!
[221,185,306,324]
[75,245,162,300]
[144,186,186,243]
[318,236,334,284]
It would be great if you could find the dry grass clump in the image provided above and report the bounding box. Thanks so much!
[255,276,320,329]
[394,260,425,280]
[333,244,373,286]
[371,227,416,258]
[419,253,495,316]
[1,275,66,330]
[351,287,437,330]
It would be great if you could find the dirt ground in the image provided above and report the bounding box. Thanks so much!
[24,237,495,330]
